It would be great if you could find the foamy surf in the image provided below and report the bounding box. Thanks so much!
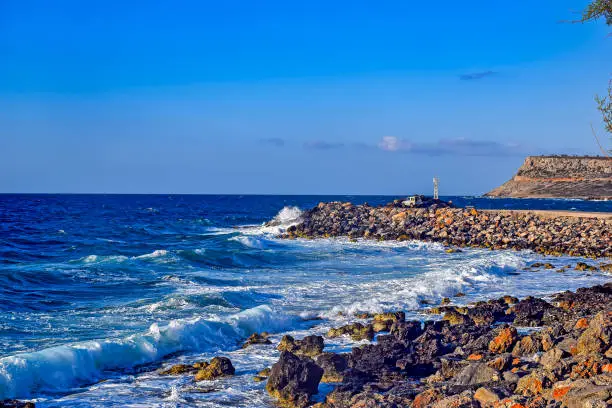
[0,306,296,400]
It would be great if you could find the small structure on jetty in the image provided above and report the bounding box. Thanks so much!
[433,176,439,200]
[400,195,451,208]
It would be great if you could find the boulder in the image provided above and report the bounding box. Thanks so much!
[160,363,199,376]
[515,370,553,397]
[575,311,611,356]
[511,335,540,357]
[540,347,566,371]
[453,363,500,386]
[474,387,502,405]
[412,388,444,408]
[327,323,374,341]
[194,357,235,381]
[315,353,348,383]
[552,376,612,408]
[510,297,553,327]
[372,311,405,332]
[278,335,325,357]
[443,310,472,326]
[390,320,423,344]
[487,354,512,371]
[242,332,272,348]
[489,326,518,354]
[266,352,324,408]
[253,367,271,382]
[432,391,478,408]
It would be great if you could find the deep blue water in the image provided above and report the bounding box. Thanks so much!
[0,194,610,407]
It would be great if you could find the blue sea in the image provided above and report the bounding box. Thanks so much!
[1,194,611,407]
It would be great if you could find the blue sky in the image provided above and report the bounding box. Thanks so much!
[1,0,610,194]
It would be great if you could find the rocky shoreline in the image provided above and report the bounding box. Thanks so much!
[3,282,610,408]
[281,200,611,258]
[257,282,612,408]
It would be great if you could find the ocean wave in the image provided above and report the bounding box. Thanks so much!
[0,305,296,400]
[230,235,280,250]
[134,249,168,259]
[319,251,524,318]
[238,206,303,236]
[79,254,129,264]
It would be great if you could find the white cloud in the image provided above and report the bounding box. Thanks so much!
[378,136,402,152]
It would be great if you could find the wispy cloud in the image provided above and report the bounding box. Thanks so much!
[459,71,497,81]
[376,136,527,157]
[259,137,285,147]
[262,135,531,157]
[303,140,344,150]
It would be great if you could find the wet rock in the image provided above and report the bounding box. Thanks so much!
[253,367,271,382]
[278,335,325,357]
[372,311,405,332]
[194,357,235,381]
[575,261,598,271]
[443,310,472,326]
[315,353,348,383]
[266,351,324,408]
[389,320,423,344]
[242,332,271,348]
[160,363,199,376]
[327,323,374,341]
[348,339,407,378]
[509,297,553,327]
[502,295,519,305]
[489,326,519,354]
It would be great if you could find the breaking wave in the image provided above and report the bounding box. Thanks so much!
[0,305,296,399]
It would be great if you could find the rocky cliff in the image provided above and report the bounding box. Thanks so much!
[485,156,612,200]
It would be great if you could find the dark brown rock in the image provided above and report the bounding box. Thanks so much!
[266,352,324,408]
[242,332,271,348]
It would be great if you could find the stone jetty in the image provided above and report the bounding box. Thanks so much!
[282,200,611,258]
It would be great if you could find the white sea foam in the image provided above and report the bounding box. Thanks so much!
[231,236,275,250]
[311,250,524,318]
[135,249,168,259]
[0,305,296,399]
[81,254,129,264]
[240,206,303,236]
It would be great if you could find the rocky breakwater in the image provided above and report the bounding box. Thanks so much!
[485,156,612,200]
[264,283,612,407]
[282,201,611,258]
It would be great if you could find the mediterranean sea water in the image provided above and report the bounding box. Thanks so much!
[1,194,610,407]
